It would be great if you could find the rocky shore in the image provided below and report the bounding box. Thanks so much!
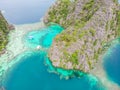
[44,0,120,72]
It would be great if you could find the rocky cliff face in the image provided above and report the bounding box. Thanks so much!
[0,11,12,54]
[44,0,120,72]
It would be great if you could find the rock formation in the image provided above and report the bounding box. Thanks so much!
[0,11,14,54]
[44,0,120,72]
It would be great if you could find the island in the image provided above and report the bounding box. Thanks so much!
[44,0,120,72]
[0,0,120,77]
[0,0,120,89]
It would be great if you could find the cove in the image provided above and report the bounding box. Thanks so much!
[103,39,120,86]
[24,24,63,48]
[2,24,105,90]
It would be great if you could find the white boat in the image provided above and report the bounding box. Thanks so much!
[28,35,34,40]
[36,45,41,50]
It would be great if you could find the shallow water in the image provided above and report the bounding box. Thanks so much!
[1,0,119,89]
[24,24,63,48]
[3,24,105,90]
[103,41,120,86]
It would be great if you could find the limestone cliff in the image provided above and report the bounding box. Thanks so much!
[0,11,13,54]
[44,0,120,72]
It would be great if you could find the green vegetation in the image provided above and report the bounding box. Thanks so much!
[0,13,9,52]
[94,52,99,61]
[63,50,79,66]
[81,0,99,22]
[83,0,95,10]
[56,32,76,43]
[116,11,120,36]
[93,40,97,46]
[55,30,77,46]
[79,30,88,39]
[79,31,86,39]
[47,0,71,28]
[47,0,99,47]
[74,21,86,29]
[89,28,96,36]
[105,21,109,31]
[70,51,79,65]
[113,0,118,3]
[45,0,119,72]
[110,19,115,30]
[47,0,98,28]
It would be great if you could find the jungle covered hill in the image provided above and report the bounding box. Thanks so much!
[44,0,120,72]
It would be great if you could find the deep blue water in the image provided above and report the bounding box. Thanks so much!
[3,51,104,90]
[0,0,55,24]
[1,0,120,89]
[2,24,105,90]
[103,42,120,86]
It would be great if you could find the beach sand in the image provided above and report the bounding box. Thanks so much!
[0,22,45,84]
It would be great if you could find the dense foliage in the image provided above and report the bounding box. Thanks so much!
[44,0,119,72]
[116,11,120,36]
[0,13,9,52]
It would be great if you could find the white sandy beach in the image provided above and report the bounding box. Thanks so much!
[0,22,45,80]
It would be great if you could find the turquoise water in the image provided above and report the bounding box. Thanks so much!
[24,24,63,48]
[0,0,119,89]
[103,40,120,86]
[3,24,105,90]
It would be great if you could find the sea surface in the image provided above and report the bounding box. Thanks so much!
[0,0,55,24]
[0,0,120,90]
[103,40,120,86]
[3,24,105,90]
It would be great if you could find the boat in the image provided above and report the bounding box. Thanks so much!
[36,45,41,50]
[28,35,34,40]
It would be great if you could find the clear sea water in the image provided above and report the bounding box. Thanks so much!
[103,40,120,86]
[2,24,105,90]
[0,0,120,90]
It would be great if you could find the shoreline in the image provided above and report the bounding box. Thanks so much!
[0,21,120,89]
[0,21,45,85]
[91,45,120,90]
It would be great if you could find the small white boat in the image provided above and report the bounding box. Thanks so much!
[36,45,41,50]
[28,36,34,40]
